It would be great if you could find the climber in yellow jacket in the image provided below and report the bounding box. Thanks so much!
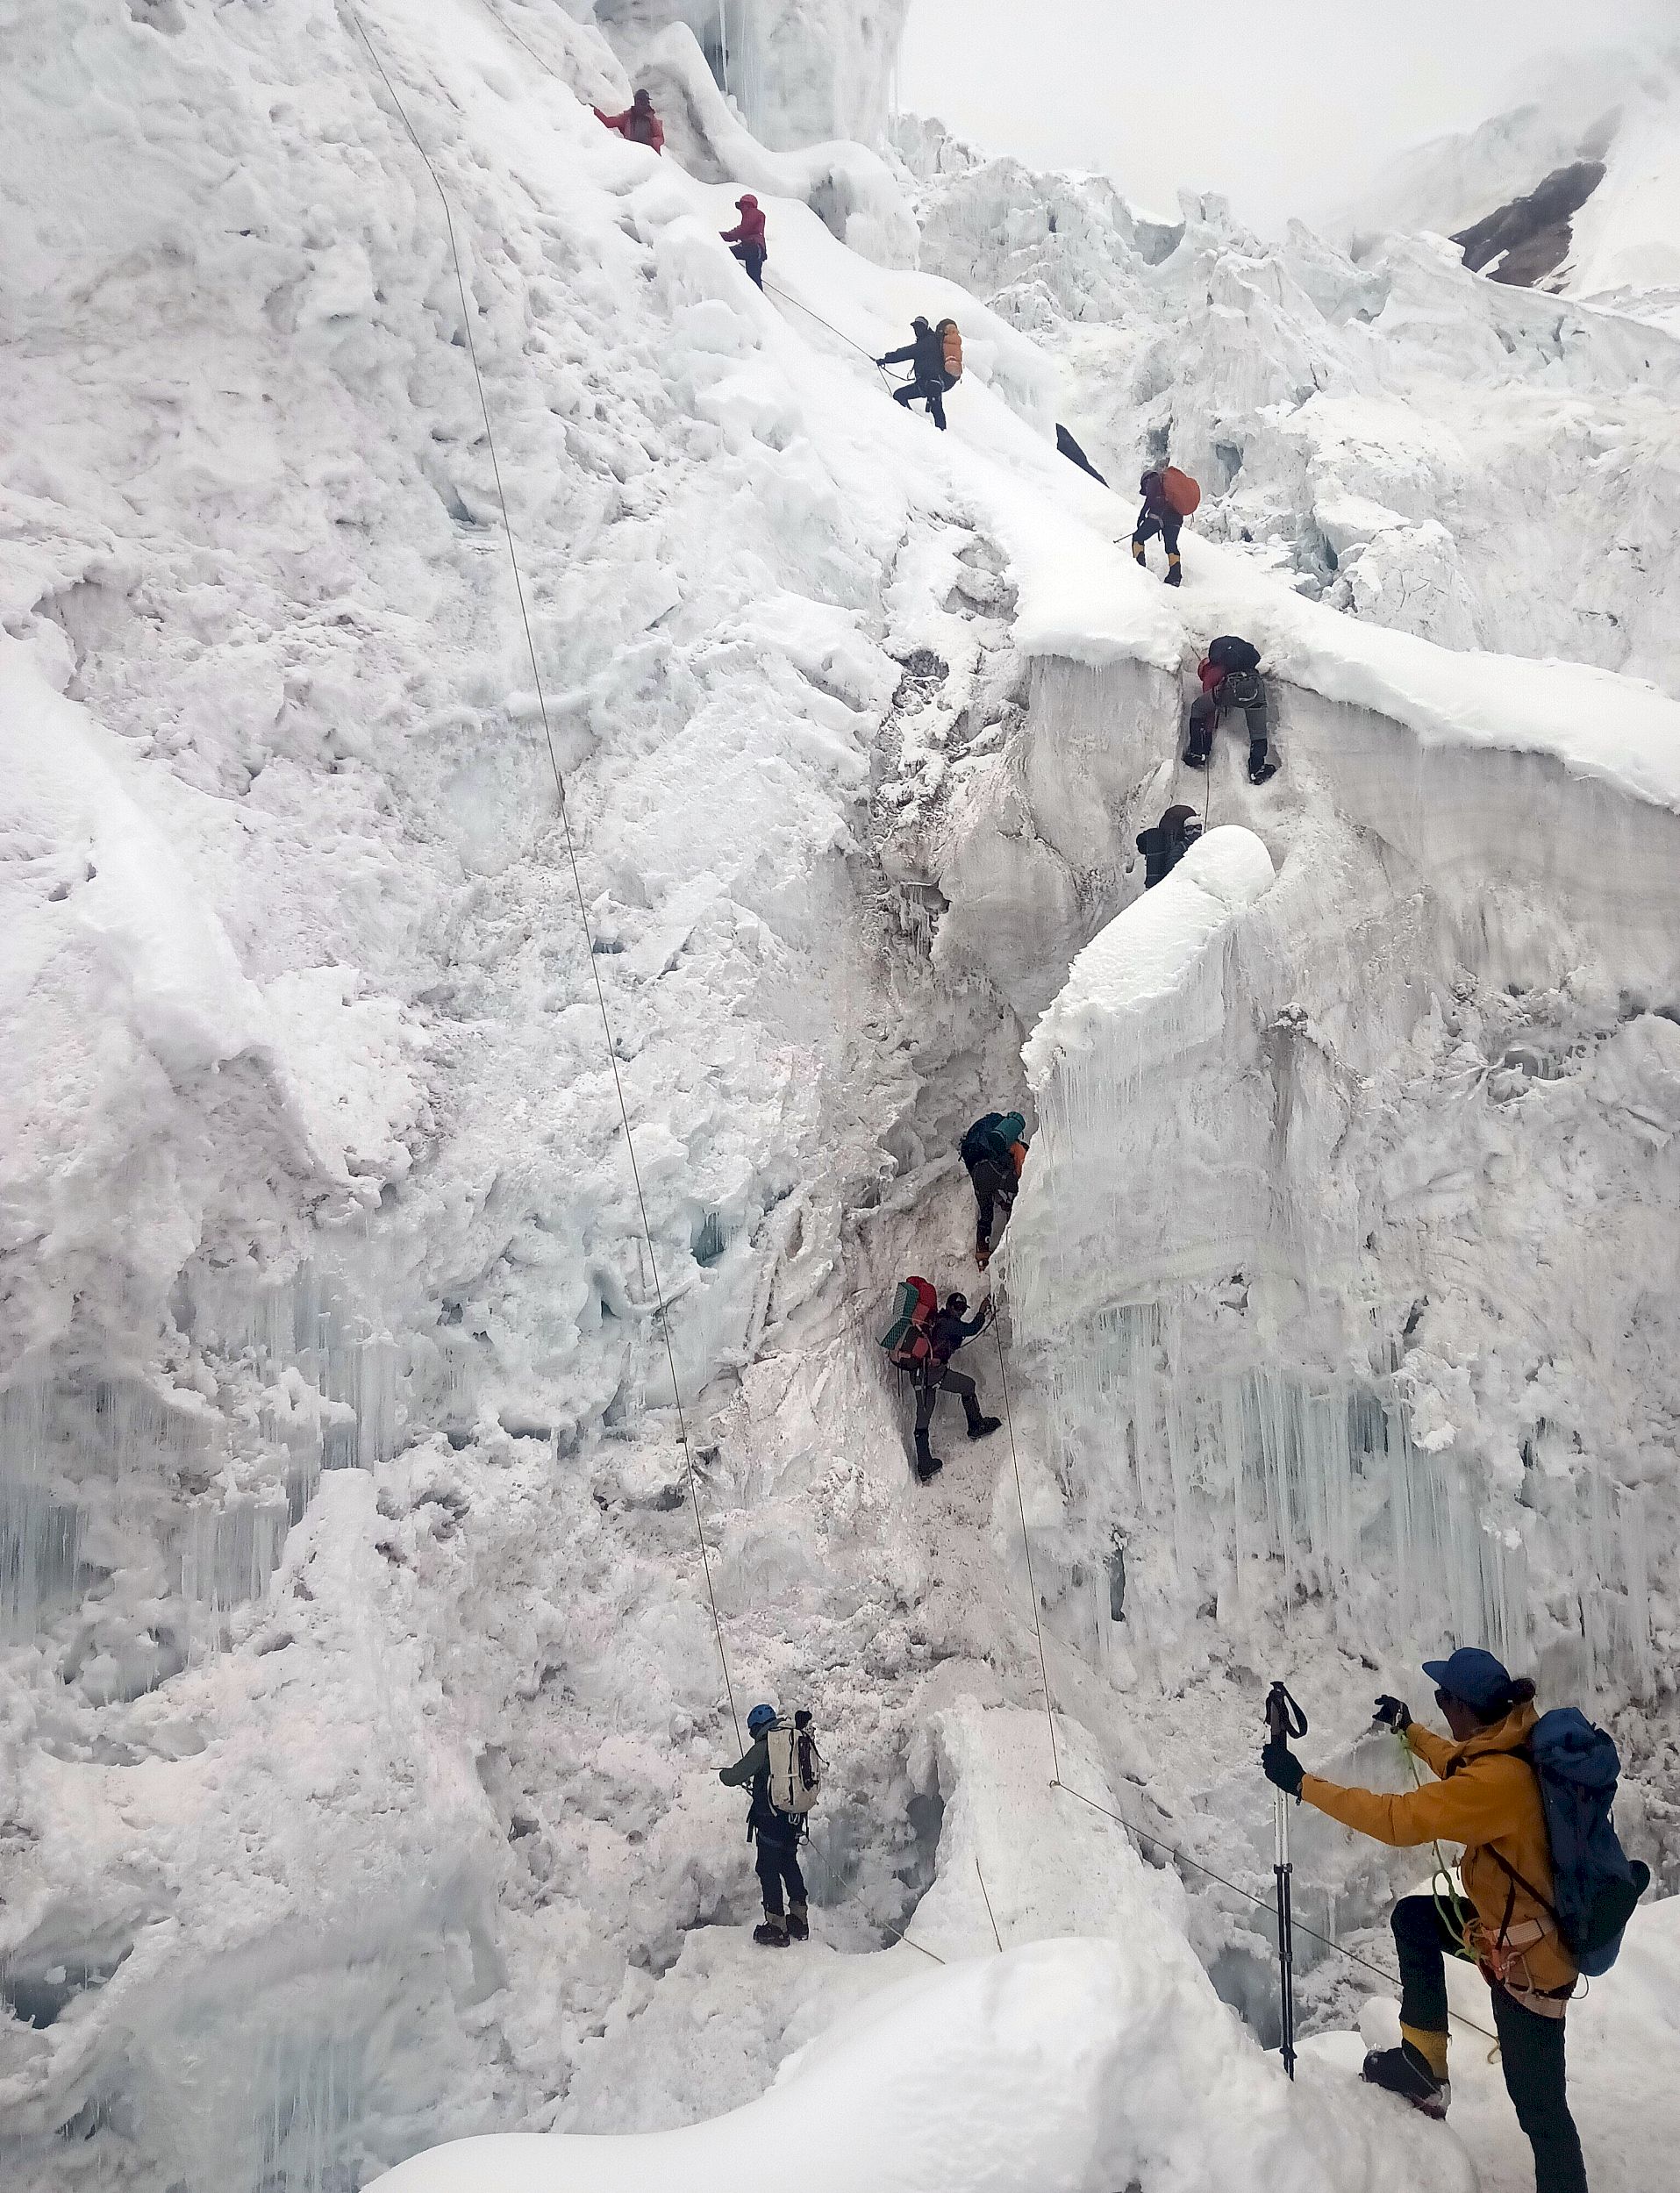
[1263,1647,1585,2193]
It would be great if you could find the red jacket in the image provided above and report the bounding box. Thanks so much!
[721,201,766,248]
[595,104,664,154]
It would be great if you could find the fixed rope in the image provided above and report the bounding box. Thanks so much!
[985,1289,1495,2045]
[976,1856,1004,1953]
[472,0,897,392]
[346,3,741,1750]
[353,11,1469,2044]
[990,1318,1060,1784]
[1049,1777,1498,2045]
[761,276,897,383]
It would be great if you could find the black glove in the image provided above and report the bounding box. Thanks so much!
[1374,1695,1411,1732]
[1262,1738,1304,1798]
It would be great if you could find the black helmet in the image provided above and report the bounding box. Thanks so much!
[1140,468,1162,491]
[912,315,931,332]
[947,1290,969,1315]
[633,87,653,105]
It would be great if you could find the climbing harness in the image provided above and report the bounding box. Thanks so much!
[1396,1728,1477,1960]
[345,3,742,1746]
[1266,1681,1309,2077]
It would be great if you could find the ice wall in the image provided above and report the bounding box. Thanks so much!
[1004,659,1678,1717]
[596,0,911,151]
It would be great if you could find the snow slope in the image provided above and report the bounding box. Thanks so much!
[3,6,1677,2193]
[899,111,1680,696]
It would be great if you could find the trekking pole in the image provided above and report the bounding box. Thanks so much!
[1266,1680,1308,2077]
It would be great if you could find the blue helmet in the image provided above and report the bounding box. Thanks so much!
[747,1704,778,1736]
[1422,1647,1512,1713]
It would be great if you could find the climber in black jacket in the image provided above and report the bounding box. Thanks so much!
[1136,804,1203,889]
[911,1292,1001,1480]
[879,318,948,429]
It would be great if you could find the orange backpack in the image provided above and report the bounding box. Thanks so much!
[1162,466,1201,517]
[938,319,963,386]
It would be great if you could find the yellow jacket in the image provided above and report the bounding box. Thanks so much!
[1300,1700,1576,1999]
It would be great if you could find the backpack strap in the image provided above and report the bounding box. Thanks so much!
[1487,1845,1558,1925]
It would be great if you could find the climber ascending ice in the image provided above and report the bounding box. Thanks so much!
[960,1111,1029,1268]
[720,194,767,289]
[877,317,962,431]
[719,1704,823,1948]
[1131,466,1199,587]
[1263,1648,1649,2193]
[1135,804,1203,889]
[593,89,664,154]
[1186,635,1277,784]
[913,1292,999,1481]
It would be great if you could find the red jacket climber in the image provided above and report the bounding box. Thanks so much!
[721,196,766,249]
[720,194,768,289]
[594,90,664,154]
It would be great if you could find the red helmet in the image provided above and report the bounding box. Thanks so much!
[738,193,759,209]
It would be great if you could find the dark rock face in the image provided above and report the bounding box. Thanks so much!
[1451,160,1607,289]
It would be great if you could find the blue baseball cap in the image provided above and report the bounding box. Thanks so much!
[1422,1647,1512,1711]
[747,1704,777,1734]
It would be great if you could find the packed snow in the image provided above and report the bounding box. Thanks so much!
[899,79,1680,697]
[1,6,1676,2193]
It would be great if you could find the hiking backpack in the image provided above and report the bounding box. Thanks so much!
[1161,465,1201,517]
[1207,634,1262,675]
[938,318,963,387]
[880,1276,937,1368]
[960,1111,1025,1173]
[1497,1709,1650,1976]
[765,1713,824,1817]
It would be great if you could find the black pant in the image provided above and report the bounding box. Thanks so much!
[1187,689,1269,767]
[914,1365,979,1435]
[894,376,946,429]
[969,1157,1016,1252]
[754,1837,806,1917]
[1391,1896,1586,2193]
[1133,509,1182,558]
[732,243,765,289]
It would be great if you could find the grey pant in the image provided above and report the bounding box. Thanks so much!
[915,1367,979,1435]
[1188,689,1268,762]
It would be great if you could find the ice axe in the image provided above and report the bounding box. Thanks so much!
[1265,1680,1308,2077]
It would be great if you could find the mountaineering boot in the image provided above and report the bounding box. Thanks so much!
[1183,743,1209,769]
[754,1913,790,1948]
[1164,554,1183,588]
[1361,2042,1449,2120]
[1248,747,1278,785]
[964,1402,1003,1439]
[1131,539,1146,567]
[913,1430,944,1483]
[787,1903,810,1941]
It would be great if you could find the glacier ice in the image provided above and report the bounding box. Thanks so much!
[1003,671,1677,1719]
[3,3,1680,2191]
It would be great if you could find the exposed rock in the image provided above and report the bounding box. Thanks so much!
[1452,159,1605,288]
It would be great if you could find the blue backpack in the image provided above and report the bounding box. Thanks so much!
[1493,1709,1649,1977]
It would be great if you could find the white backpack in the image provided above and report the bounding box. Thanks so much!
[765,1718,823,1816]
